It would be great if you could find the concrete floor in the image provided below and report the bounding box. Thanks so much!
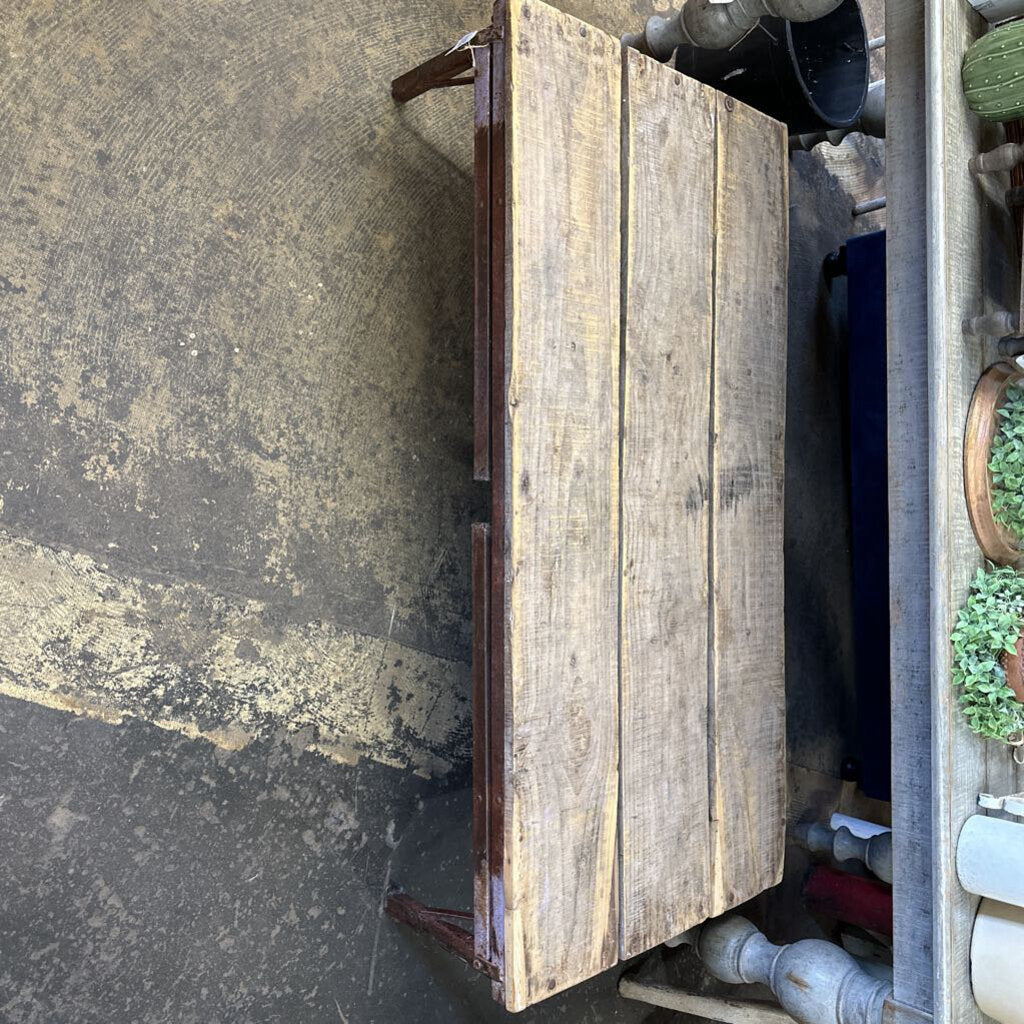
[0,0,883,1021]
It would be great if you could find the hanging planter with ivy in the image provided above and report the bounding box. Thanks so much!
[990,380,1024,538]
[952,565,1024,751]
[965,362,1024,564]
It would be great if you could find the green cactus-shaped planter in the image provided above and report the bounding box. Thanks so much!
[963,19,1024,123]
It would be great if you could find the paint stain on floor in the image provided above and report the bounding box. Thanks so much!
[0,531,470,778]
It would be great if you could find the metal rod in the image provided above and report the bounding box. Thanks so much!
[387,15,507,1003]
[868,35,886,50]
[473,44,492,481]
[386,892,474,960]
[385,891,500,980]
[429,76,474,89]
[390,27,501,104]
[486,11,509,999]
[853,196,887,217]
[471,522,492,957]
[420,906,474,921]
[391,47,475,103]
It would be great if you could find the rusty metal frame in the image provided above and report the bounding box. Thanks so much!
[389,25,500,104]
[385,2,509,1004]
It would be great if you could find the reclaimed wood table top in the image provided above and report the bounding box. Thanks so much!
[391,0,788,1009]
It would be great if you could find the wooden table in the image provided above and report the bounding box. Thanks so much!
[387,0,789,1010]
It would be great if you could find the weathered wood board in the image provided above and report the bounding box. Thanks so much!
[887,0,935,1014]
[926,2,1020,1022]
[619,49,715,958]
[502,0,622,1010]
[708,95,788,916]
[493,0,788,1006]
[618,52,787,957]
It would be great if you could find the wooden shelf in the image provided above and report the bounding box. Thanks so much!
[890,2,1023,1021]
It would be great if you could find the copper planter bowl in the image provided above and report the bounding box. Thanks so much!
[965,361,1024,566]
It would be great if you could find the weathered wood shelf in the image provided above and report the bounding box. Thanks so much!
[889,2,1024,1022]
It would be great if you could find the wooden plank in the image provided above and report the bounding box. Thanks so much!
[619,50,715,958]
[709,95,788,916]
[926,2,1020,1022]
[886,0,934,1013]
[501,0,621,1009]
[619,977,793,1023]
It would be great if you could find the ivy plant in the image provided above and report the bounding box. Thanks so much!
[989,384,1024,539]
[951,565,1024,741]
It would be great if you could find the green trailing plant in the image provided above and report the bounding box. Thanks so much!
[989,383,1024,539]
[951,565,1024,742]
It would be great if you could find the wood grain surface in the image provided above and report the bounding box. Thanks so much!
[502,0,621,1009]
[619,49,715,958]
[887,0,935,1012]
[499,29,788,987]
[927,1,1021,1021]
[709,95,788,917]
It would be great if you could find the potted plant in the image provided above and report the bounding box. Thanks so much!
[952,565,1024,747]
[990,379,1024,538]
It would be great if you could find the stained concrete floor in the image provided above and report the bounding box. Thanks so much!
[0,0,883,1021]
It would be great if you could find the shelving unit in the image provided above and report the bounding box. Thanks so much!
[890,2,1023,1022]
